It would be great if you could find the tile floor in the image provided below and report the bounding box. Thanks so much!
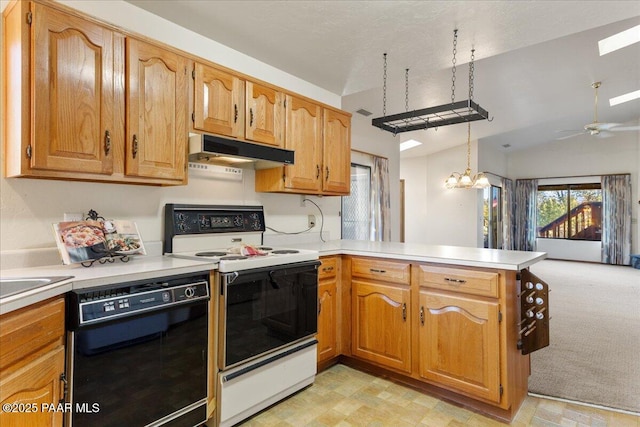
[239,364,640,427]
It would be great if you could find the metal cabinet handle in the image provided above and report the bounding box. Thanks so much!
[402,303,407,321]
[420,306,425,325]
[249,108,253,127]
[59,372,68,404]
[316,165,320,179]
[444,277,467,284]
[318,298,321,315]
[104,130,111,155]
[234,104,238,123]
[132,134,138,158]
[322,266,334,272]
[325,166,329,181]
[369,268,386,274]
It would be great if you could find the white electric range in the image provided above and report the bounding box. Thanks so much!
[163,204,319,427]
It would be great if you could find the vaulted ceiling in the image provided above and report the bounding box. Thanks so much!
[126,1,640,157]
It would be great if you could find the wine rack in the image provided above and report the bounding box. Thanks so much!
[517,269,550,355]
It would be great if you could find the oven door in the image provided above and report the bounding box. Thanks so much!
[219,260,319,369]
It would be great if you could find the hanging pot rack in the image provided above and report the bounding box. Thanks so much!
[371,29,492,135]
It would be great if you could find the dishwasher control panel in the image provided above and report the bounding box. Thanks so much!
[67,272,210,327]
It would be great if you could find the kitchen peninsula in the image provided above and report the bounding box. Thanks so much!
[1,240,547,424]
[292,239,548,422]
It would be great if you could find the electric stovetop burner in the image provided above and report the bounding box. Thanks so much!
[271,249,300,254]
[195,251,228,257]
[220,255,248,260]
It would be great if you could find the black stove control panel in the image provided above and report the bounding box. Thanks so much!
[164,204,265,253]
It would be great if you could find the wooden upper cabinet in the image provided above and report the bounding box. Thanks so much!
[245,81,284,147]
[192,62,244,138]
[322,109,351,194]
[283,95,323,192]
[126,38,188,182]
[30,3,119,176]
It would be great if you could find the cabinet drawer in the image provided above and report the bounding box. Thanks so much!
[319,257,338,280]
[351,258,410,285]
[417,265,499,298]
[0,297,65,373]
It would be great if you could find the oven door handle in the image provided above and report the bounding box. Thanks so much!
[268,270,280,289]
[224,272,239,285]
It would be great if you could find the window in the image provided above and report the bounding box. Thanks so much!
[483,185,502,249]
[537,183,602,241]
[341,163,371,240]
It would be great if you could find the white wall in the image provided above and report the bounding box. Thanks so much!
[400,142,482,247]
[0,0,343,267]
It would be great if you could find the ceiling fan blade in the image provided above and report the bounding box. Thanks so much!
[556,132,584,140]
[589,122,621,131]
[610,126,640,131]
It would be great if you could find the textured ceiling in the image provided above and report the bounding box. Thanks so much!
[125,0,640,157]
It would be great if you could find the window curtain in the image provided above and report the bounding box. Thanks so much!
[601,174,632,265]
[501,178,515,250]
[515,179,538,251]
[370,156,391,241]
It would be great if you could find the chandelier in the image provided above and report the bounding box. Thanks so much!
[445,120,490,189]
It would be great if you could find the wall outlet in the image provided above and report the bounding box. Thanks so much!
[300,195,306,207]
[308,214,316,228]
[64,212,83,221]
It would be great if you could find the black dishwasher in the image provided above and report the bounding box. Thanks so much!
[66,271,210,427]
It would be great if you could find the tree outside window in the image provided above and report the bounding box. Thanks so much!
[537,184,602,241]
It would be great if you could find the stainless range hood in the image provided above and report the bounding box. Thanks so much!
[189,134,294,169]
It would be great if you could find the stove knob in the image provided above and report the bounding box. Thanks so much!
[184,287,195,298]
[178,223,187,232]
[176,213,186,221]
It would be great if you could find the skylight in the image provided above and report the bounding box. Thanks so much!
[399,139,422,151]
[598,25,640,56]
[609,89,640,106]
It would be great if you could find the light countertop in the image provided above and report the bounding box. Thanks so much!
[0,255,216,314]
[285,240,547,271]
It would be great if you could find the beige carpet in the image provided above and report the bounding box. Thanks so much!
[528,259,640,413]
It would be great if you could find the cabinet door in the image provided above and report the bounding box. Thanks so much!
[284,95,322,192]
[126,38,188,182]
[193,63,244,138]
[352,280,411,373]
[419,290,501,403]
[0,346,65,427]
[246,81,284,147]
[322,109,351,194]
[317,279,338,363]
[31,3,117,175]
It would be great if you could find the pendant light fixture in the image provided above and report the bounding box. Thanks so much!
[372,29,492,135]
[445,47,490,190]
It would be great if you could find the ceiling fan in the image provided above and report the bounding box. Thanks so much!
[556,81,640,140]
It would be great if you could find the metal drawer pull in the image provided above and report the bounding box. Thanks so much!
[444,277,466,284]
[132,134,138,158]
[402,303,406,321]
[322,266,334,272]
[370,268,386,274]
[420,306,424,325]
[235,104,239,123]
[104,130,111,155]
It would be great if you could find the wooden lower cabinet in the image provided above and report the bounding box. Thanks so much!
[0,297,66,427]
[418,289,501,403]
[351,279,411,373]
[317,257,339,364]
[0,347,65,427]
[340,257,529,422]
